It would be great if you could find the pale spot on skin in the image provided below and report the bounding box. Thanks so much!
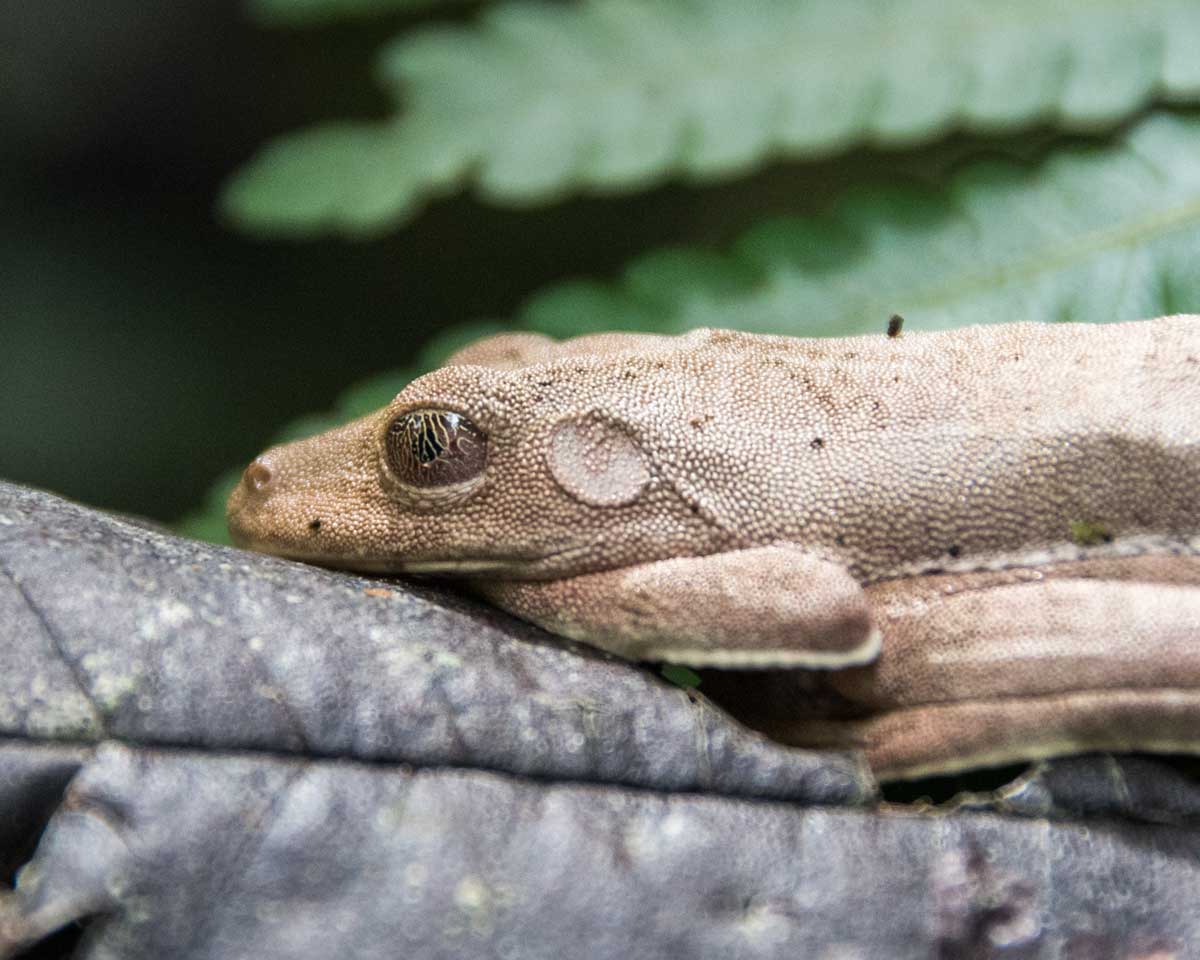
[547,413,651,507]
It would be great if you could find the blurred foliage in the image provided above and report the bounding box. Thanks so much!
[251,0,467,25]
[182,0,1200,542]
[224,0,1200,236]
[518,114,1200,336]
[660,665,702,690]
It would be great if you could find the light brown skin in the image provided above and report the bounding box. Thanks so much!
[228,316,1200,779]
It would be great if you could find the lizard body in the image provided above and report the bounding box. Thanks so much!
[228,316,1200,777]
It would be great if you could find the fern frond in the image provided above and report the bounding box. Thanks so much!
[226,0,1200,235]
[518,111,1200,337]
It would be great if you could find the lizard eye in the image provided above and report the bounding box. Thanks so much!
[383,409,489,492]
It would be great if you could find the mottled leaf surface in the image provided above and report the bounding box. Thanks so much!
[2,742,1199,958]
[0,481,868,803]
[982,755,1200,825]
[5,483,1200,956]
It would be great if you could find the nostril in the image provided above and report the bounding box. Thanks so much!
[242,459,273,493]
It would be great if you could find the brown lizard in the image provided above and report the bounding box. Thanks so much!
[227,316,1200,778]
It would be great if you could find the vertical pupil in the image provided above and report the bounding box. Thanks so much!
[412,412,457,464]
[385,409,485,488]
[416,432,442,463]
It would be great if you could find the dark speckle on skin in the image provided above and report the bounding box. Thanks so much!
[947,544,961,558]
[308,519,322,532]
[810,438,825,450]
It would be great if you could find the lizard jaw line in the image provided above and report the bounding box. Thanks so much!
[238,544,527,575]
[398,558,528,574]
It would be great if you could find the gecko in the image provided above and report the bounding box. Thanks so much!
[227,316,1200,779]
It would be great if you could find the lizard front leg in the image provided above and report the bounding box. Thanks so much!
[472,546,880,669]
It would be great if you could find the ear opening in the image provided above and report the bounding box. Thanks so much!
[546,412,652,508]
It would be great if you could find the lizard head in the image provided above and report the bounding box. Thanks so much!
[226,334,726,577]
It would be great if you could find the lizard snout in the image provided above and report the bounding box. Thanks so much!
[226,454,284,548]
[225,413,394,564]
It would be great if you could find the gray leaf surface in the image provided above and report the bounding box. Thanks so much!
[3,742,1199,958]
[986,754,1200,825]
[2,480,1199,958]
[0,481,867,804]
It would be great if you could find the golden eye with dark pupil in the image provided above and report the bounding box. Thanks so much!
[384,410,488,488]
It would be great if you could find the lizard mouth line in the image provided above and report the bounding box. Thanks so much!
[399,542,599,575]
[398,558,537,574]
[231,537,592,576]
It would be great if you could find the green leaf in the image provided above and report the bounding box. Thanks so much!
[1068,520,1115,547]
[221,121,472,237]
[416,319,514,368]
[178,467,243,546]
[273,413,344,443]
[337,369,419,419]
[249,0,467,26]
[227,0,1200,236]
[517,111,1200,336]
[660,664,702,690]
